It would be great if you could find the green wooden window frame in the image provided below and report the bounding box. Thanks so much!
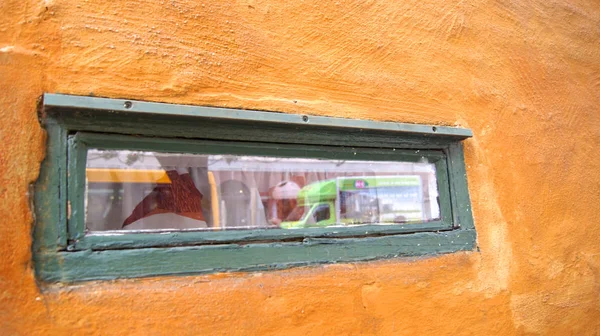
[34,93,476,282]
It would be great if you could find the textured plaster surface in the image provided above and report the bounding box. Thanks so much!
[1,0,600,334]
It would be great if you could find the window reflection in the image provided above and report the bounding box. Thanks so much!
[85,150,440,231]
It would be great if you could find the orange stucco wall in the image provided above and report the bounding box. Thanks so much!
[1,0,599,334]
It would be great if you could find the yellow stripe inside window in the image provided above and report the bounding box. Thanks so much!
[86,168,171,184]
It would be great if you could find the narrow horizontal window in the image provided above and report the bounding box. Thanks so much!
[34,94,476,282]
[85,149,441,232]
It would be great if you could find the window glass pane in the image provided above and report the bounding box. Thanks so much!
[85,149,440,232]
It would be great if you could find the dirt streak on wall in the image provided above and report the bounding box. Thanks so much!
[1,0,599,334]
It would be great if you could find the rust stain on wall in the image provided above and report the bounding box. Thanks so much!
[1,0,600,334]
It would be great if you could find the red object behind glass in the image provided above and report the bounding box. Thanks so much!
[122,170,205,228]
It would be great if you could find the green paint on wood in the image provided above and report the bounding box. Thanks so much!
[66,132,454,250]
[74,221,451,250]
[33,94,477,283]
[446,143,476,231]
[67,133,88,242]
[39,230,476,282]
[33,122,67,252]
[43,93,473,139]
